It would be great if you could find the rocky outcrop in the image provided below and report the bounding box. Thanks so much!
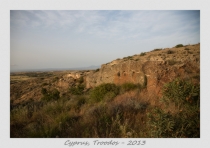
[66,72,81,79]
[86,60,146,88]
[85,44,200,97]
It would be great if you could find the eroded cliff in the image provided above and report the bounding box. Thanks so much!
[85,44,200,96]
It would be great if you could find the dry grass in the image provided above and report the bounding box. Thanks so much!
[11,79,199,138]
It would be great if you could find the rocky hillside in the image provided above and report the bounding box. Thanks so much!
[10,43,200,106]
[10,43,200,138]
[85,44,200,96]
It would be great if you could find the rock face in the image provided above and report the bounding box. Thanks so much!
[86,60,146,88]
[66,72,81,79]
[85,44,200,97]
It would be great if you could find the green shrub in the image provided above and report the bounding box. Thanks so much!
[76,96,86,107]
[184,48,190,50]
[147,107,175,137]
[120,83,141,93]
[89,83,119,103]
[103,91,117,102]
[140,52,146,56]
[41,88,60,101]
[69,84,85,95]
[153,48,162,51]
[71,96,87,112]
[175,44,184,48]
[51,89,60,100]
[147,78,200,138]
[123,56,133,60]
[161,78,199,107]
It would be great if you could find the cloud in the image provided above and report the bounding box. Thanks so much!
[10,10,200,42]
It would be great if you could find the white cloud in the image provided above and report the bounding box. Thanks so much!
[11,10,199,42]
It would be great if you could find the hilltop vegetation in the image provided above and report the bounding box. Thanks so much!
[10,43,200,138]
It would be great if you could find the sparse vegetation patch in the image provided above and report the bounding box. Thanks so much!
[153,48,162,51]
[41,88,60,102]
[140,52,146,56]
[89,83,119,103]
[69,84,85,95]
[175,44,184,48]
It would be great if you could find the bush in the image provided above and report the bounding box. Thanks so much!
[51,89,60,100]
[123,56,133,60]
[71,96,87,112]
[89,83,119,103]
[175,44,184,48]
[140,52,146,56]
[41,88,60,101]
[120,83,141,93]
[161,78,199,107]
[69,84,85,95]
[153,48,162,51]
[147,78,200,137]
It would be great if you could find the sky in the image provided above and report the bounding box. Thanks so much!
[10,10,200,71]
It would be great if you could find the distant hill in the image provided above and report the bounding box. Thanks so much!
[10,65,100,72]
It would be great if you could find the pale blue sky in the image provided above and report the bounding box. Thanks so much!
[10,10,200,71]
